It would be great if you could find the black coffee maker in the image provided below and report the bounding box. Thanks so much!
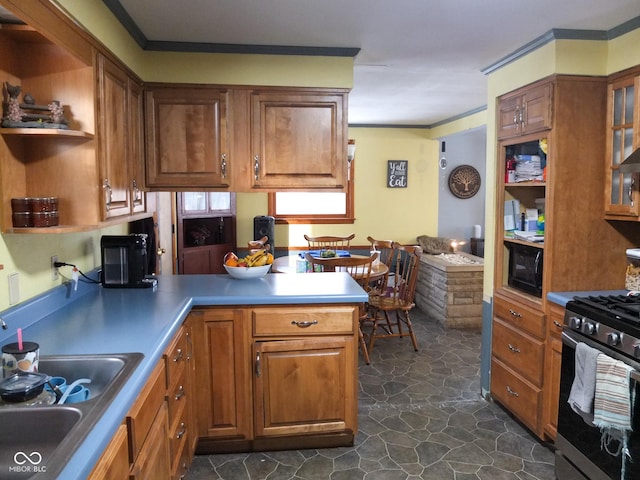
[100,234,155,288]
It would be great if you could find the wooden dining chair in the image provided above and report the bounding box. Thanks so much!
[366,236,395,296]
[305,251,378,365]
[304,233,355,251]
[367,244,423,355]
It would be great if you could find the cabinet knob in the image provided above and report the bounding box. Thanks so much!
[157,247,166,256]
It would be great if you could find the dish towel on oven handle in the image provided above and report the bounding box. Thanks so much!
[593,353,636,480]
[568,342,600,425]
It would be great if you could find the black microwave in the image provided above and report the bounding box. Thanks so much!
[507,243,543,297]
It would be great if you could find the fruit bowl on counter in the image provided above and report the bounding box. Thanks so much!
[223,250,273,279]
[224,263,272,279]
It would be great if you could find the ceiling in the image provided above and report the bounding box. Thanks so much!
[99,2,640,126]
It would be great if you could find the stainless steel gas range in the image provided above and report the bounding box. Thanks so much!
[556,294,640,480]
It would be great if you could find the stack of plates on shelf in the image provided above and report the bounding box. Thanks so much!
[515,155,543,181]
[513,230,544,242]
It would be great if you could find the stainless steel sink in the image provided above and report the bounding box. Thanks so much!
[0,353,143,479]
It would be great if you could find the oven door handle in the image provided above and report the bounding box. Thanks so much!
[562,330,640,382]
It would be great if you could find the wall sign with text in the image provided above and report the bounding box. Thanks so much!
[387,160,408,188]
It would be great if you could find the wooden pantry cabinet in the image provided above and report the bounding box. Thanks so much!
[191,303,359,453]
[492,75,636,441]
[0,1,153,233]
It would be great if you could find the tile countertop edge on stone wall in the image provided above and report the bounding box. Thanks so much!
[0,272,368,480]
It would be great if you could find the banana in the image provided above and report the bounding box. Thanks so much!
[248,250,267,267]
[253,253,268,266]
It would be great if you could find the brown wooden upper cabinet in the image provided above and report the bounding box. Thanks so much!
[248,89,348,191]
[97,53,147,219]
[144,85,230,189]
[143,86,349,192]
[497,82,553,140]
[604,69,640,220]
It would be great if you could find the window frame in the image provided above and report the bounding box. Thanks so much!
[267,161,355,224]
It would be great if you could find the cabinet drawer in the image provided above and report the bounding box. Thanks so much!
[167,366,187,426]
[492,319,544,386]
[493,296,545,339]
[126,361,166,462]
[165,326,187,387]
[252,306,356,336]
[491,358,541,434]
[169,401,188,471]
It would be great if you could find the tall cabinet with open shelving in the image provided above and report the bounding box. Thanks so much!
[491,75,637,441]
[0,1,153,233]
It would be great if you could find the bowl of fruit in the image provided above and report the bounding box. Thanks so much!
[223,250,274,279]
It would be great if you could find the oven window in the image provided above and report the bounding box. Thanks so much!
[558,342,640,480]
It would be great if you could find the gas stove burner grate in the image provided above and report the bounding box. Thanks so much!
[572,294,640,326]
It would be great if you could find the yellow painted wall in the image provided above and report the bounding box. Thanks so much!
[234,128,439,248]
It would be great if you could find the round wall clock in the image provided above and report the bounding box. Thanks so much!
[448,165,481,199]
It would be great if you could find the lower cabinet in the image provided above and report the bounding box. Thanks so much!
[89,324,195,479]
[87,424,129,479]
[490,292,546,437]
[192,303,359,452]
[542,302,564,440]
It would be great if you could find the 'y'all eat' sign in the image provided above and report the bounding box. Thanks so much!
[387,160,408,188]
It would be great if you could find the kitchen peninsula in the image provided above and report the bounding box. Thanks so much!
[0,272,367,480]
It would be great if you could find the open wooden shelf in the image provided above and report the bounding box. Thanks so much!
[1,128,94,139]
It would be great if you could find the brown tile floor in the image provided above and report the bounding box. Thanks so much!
[186,307,556,480]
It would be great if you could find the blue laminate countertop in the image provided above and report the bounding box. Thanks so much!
[0,272,368,480]
[547,290,629,307]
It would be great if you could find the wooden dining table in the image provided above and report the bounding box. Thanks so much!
[272,253,389,283]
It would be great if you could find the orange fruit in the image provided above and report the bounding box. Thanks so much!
[225,257,239,267]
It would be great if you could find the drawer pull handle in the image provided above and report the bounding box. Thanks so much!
[508,309,522,319]
[174,385,185,400]
[256,351,261,377]
[506,386,519,397]
[553,320,563,328]
[507,343,521,353]
[291,320,318,328]
[173,348,183,362]
[176,422,186,439]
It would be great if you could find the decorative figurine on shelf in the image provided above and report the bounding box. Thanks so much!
[3,82,23,123]
[48,100,64,124]
[1,81,68,129]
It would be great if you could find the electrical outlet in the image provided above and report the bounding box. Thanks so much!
[8,273,19,305]
[51,255,59,281]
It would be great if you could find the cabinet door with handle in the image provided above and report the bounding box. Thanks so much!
[250,89,347,190]
[253,336,356,438]
[97,54,131,219]
[144,86,230,189]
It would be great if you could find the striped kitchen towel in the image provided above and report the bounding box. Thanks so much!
[592,353,635,480]
[593,353,633,431]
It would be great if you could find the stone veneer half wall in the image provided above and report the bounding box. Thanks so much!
[415,252,483,328]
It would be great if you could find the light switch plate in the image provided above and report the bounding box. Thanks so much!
[8,272,19,305]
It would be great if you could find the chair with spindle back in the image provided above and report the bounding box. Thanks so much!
[367,244,422,355]
[305,251,378,365]
[303,234,355,252]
